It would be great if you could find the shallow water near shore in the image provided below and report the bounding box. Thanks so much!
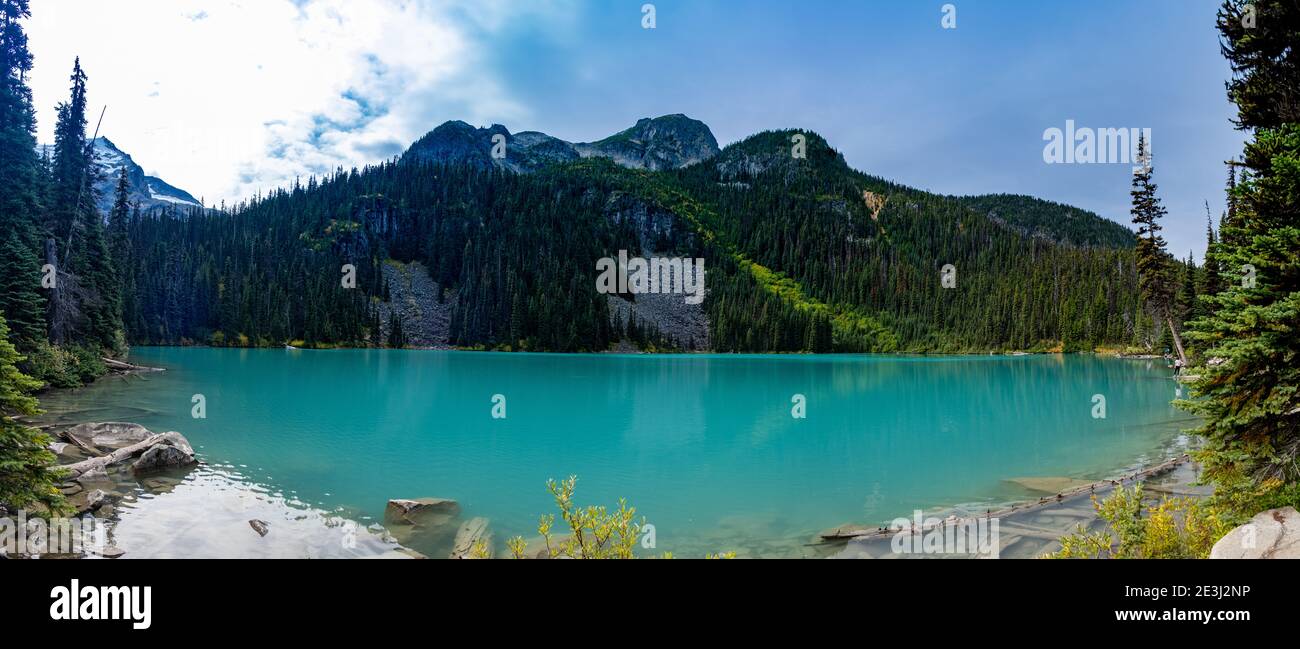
[38,349,1196,558]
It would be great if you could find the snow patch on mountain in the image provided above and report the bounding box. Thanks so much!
[38,137,204,215]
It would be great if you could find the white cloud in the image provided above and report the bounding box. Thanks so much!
[26,0,569,205]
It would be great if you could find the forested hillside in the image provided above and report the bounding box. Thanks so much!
[956,194,1137,249]
[109,126,1175,355]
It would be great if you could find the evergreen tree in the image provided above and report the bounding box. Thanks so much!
[1130,133,1187,364]
[107,172,133,334]
[387,313,405,348]
[45,58,120,350]
[1197,202,1225,319]
[1181,0,1300,511]
[1177,253,1198,328]
[0,0,47,346]
[0,313,66,512]
[0,236,46,343]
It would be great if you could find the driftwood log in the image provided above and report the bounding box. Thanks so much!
[60,434,173,479]
[101,358,165,373]
[61,427,104,457]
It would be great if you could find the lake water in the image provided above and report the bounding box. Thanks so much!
[38,349,1196,558]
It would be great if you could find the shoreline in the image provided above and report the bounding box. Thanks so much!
[127,341,1169,358]
[34,413,1201,559]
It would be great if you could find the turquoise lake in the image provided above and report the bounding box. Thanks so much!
[39,349,1196,557]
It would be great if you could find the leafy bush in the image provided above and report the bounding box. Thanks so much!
[67,345,106,384]
[506,476,736,559]
[1050,484,1235,559]
[19,341,81,389]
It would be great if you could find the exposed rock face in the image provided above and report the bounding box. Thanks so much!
[376,261,451,348]
[598,192,710,350]
[602,191,694,250]
[401,115,719,173]
[37,137,204,215]
[1210,507,1300,559]
[401,121,579,173]
[575,114,720,170]
[608,292,710,351]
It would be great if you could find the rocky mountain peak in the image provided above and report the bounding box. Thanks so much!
[401,114,720,173]
[37,137,204,215]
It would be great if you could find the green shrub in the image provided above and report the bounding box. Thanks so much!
[505,476,736,559]
[1050,484,1235,559]
[0,317,69,514]
[19,341,80,389]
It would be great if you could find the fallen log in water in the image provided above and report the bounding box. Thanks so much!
[59,432,194,479]
[101,357,165,373]
[817,453,1194,542]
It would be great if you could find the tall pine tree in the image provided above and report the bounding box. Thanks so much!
[0,0,48,347]
[1181,0,1300,512]
[1130,133,1187,364]
[46,57,121,350]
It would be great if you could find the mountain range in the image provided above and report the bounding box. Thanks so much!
[78,115,1133,252]
[112,113,1150,354]
[401,113,721,173]
[399,114,1131,249]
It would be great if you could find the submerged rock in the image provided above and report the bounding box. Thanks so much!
[1004,476,1094,494]
[450,517,492,559]
[384,497,460,527]
[1210,507,1300,559]
[74,465,111,488]
[95,546,126,559]
[65,422,153,452]
[142,477,183,493]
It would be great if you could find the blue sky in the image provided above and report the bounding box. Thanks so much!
[29,0,1242,259]
[498,0,1243,261]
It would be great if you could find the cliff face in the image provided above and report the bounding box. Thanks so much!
[574,114,720,171]
[401,114,719,173]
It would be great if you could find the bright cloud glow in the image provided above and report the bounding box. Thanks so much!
[26,0,571,205]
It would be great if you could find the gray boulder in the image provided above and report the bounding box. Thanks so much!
[249,519,270,537]
[1210,507,1300,559]
[86,489,110,510]
[129,432,197,474]
[65,422,153,452]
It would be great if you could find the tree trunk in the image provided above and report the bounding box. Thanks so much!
[1165,313,1188,367]
[59,434,169,479]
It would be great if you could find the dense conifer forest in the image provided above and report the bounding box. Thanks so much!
[100,128,1207,356]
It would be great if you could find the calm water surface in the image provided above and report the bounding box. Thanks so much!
[39,349,1196,557]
